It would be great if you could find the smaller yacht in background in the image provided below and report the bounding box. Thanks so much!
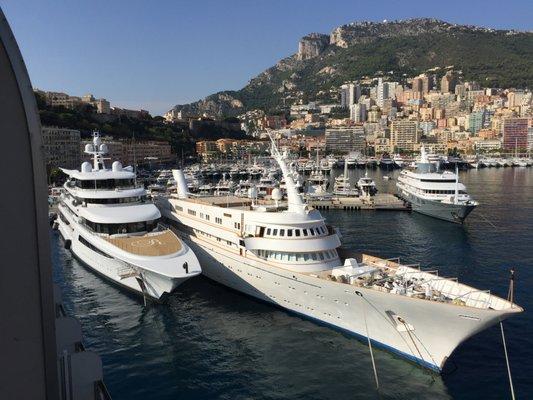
[356,172,377,197]
[333,161,359,197]
[397,146,478,223]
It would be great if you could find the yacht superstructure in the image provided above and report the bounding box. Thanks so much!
[56,133,201,300]
[156,138,521,372]
[397,146,478,223]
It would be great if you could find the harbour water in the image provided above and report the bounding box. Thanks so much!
[51,168,533,400]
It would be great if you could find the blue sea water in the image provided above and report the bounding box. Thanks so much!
[52,168,533,400]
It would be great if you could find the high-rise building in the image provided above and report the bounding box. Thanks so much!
[467,111,485,135]
[340,84,349,108]
[42,126,81,170]
[340,83,360,107]
[502,118,529,150]
[440,71,456,94]
[377,78,389,108]
[390,120,419,151]
[412,74,430,94]
[350,103,367,123]
[348,82,361,105]
[325,127,366,153]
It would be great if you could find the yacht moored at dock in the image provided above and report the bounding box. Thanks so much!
[156,138,521,372]
[56,133,201,300]
[397,146,478,223]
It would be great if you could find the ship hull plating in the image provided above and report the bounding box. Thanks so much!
[399,189,476,223]
[178,231,511,372]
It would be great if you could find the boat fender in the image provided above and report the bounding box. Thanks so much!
[64,239,71,250]
[182,262,188,274]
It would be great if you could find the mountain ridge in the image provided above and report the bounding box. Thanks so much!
[170,18,533,117]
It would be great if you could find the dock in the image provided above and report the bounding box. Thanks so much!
[307,193,410,211]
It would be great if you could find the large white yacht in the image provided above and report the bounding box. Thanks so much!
[397,146,478,223]
[56,133,201,300]
[156,138,522,372]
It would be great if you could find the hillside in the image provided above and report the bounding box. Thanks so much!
[35,93,247,155]
[170,18,533,117]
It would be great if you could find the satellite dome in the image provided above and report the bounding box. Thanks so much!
[112,161,122,172]
[81,161,92,173]
[84,144,94,153]
[271,188,282,201]
[99,143,108,153]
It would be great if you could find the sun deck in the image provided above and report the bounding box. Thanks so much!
[309,253,521,312]
[105,229,182,256]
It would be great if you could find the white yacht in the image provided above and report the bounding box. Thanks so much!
[356,172,377,197]
[156,139,522,372]
[56,133,201,300]
[333,161,359,197]
[397,146,478,223]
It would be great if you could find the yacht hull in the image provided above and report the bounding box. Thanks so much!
[176,230,514,372]
[398,190,476,223]
[57,217,195,300]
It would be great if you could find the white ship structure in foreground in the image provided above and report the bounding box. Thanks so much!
[56,133,201,300]
[156,139,522,372]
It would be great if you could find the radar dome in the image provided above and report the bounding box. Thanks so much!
[248,187,258,199]
[112,161,123,172]
[81,161,92,173]
[99,143,108,153]
[271,188,282,201]
[84,144,94,153]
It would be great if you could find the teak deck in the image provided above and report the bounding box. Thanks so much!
[106,229,182,256]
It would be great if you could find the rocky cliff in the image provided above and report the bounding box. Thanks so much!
[170,18,533,117]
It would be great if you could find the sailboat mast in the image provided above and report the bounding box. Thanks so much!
[454,163,459,205]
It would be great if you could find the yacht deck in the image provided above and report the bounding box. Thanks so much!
[105,229,182,256]
[309,253,519,311]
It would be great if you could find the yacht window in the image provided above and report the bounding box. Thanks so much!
[205,215,210,221]
[304,253,310,261]
[289,253,296,262]
[266,228,271,235]
[215,217,222,224]
[273,229,278,236]
[295,230,301,237]
[287,230,293,237]
[280,229,285,236]
[311,253,318,261]
[314,228,320,235]
[302,229,308,236]
[318,252,325,260]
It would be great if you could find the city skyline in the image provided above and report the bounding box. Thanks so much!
[3,0,532,115]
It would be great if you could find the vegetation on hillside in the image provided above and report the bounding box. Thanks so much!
[36,93,247,155]
[173,22,533,116]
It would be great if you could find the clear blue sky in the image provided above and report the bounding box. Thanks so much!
[2,0,531,115]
